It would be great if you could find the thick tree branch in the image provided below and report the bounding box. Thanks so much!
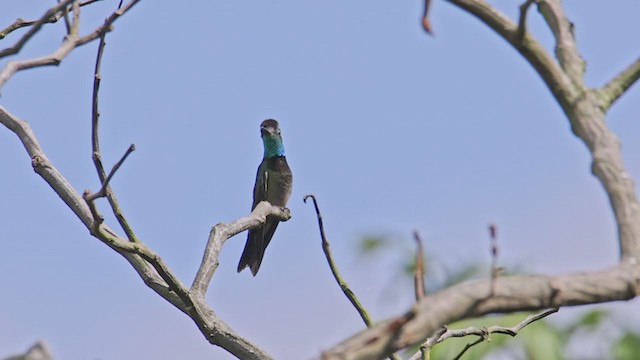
[319,2,640,358]
[0,0,142,90]
[600,57,640,110]
[191,201,291,298]
[0,97,272,360]
[318,264,640,359]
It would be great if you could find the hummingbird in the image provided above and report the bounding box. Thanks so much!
[237,119,293,276]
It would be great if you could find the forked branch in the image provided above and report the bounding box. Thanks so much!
[0,0,142,89]
[409,308,558,360]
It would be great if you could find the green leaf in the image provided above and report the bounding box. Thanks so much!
[612,332,640,360]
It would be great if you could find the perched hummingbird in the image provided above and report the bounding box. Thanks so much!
[237,119,293,276]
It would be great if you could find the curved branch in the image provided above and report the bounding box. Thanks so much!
[0,0,142,90]
[0,0,75,59]
[536,0,585,84]
[409,308,558,360]
[191,201,291,298]
[444,0,578,113]
[318,264,640,359]
[0,106,272,360]
[0,0,105,40]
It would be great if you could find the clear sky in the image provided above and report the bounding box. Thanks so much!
[1,1,639,359]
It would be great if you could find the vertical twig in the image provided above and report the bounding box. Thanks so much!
[422,0,434,34]
[304,194,401,360]
[413,231,427,301]
[488,223,499,296]
[89,31,139,242]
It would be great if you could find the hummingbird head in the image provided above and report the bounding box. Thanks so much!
[260,119,285,158]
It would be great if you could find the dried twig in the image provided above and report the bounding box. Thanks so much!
[516,0,536,42]
[0,0,103,40]
[0,0,142,89]
[305,195,375,317]
[488,223,500,296]
[410,308,559,360]
[304,194,401,360]
[84,144,135,203]
[422,0,434,34]
[0,0,75,59]
[413,231,427,301]
[304,194,373,326]
[88,34,139,242]
[57,0,72,34]
[600,57,640,110]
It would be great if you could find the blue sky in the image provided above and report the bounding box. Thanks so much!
[1,1,640,359]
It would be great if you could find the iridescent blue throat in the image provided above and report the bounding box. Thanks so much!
[263,135,285,158]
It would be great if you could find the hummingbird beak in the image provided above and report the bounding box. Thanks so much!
[261,125,277,136]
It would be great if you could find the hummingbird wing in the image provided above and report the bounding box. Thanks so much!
[237,157,292,275]
[237,160,274,275]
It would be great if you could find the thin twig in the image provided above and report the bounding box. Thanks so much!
[409,308,559,360]
[453,334,485,360]
[0,0,104,40]
[0,0,75,59]
[600,56,640,110]
[85,144,135,202]
[57,0,72,34]
[304,194,373,326]
[422,0,434,34]
[89,34,139,242]
[488,223,499,297]
[516,0,536,42]
[413,231,427,301]
[304,194,401,360]
[0,0,142,89]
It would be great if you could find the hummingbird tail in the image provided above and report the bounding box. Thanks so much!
[237,219,279,276]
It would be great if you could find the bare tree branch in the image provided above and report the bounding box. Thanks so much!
[0,104,274,360]
[409,308,558,360]
[0,0,142,90]
[515,0,536,44]
[600,57,640,110]
[422,0,433,34]
[317,265,639,360]
[85,144,135,203]
[536,0,585,84]
[0,0,103,40]
[315,3,640,358]
[304,194,374,326]
[0,6,276,352]
[413,231,427,301]
[488,223,499,297]
[57,0,73,35]
[89,34,140,242]
[304,194,400,360]
[445,0,579,115]
[191,201,291,298]
[0,0,75,58]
